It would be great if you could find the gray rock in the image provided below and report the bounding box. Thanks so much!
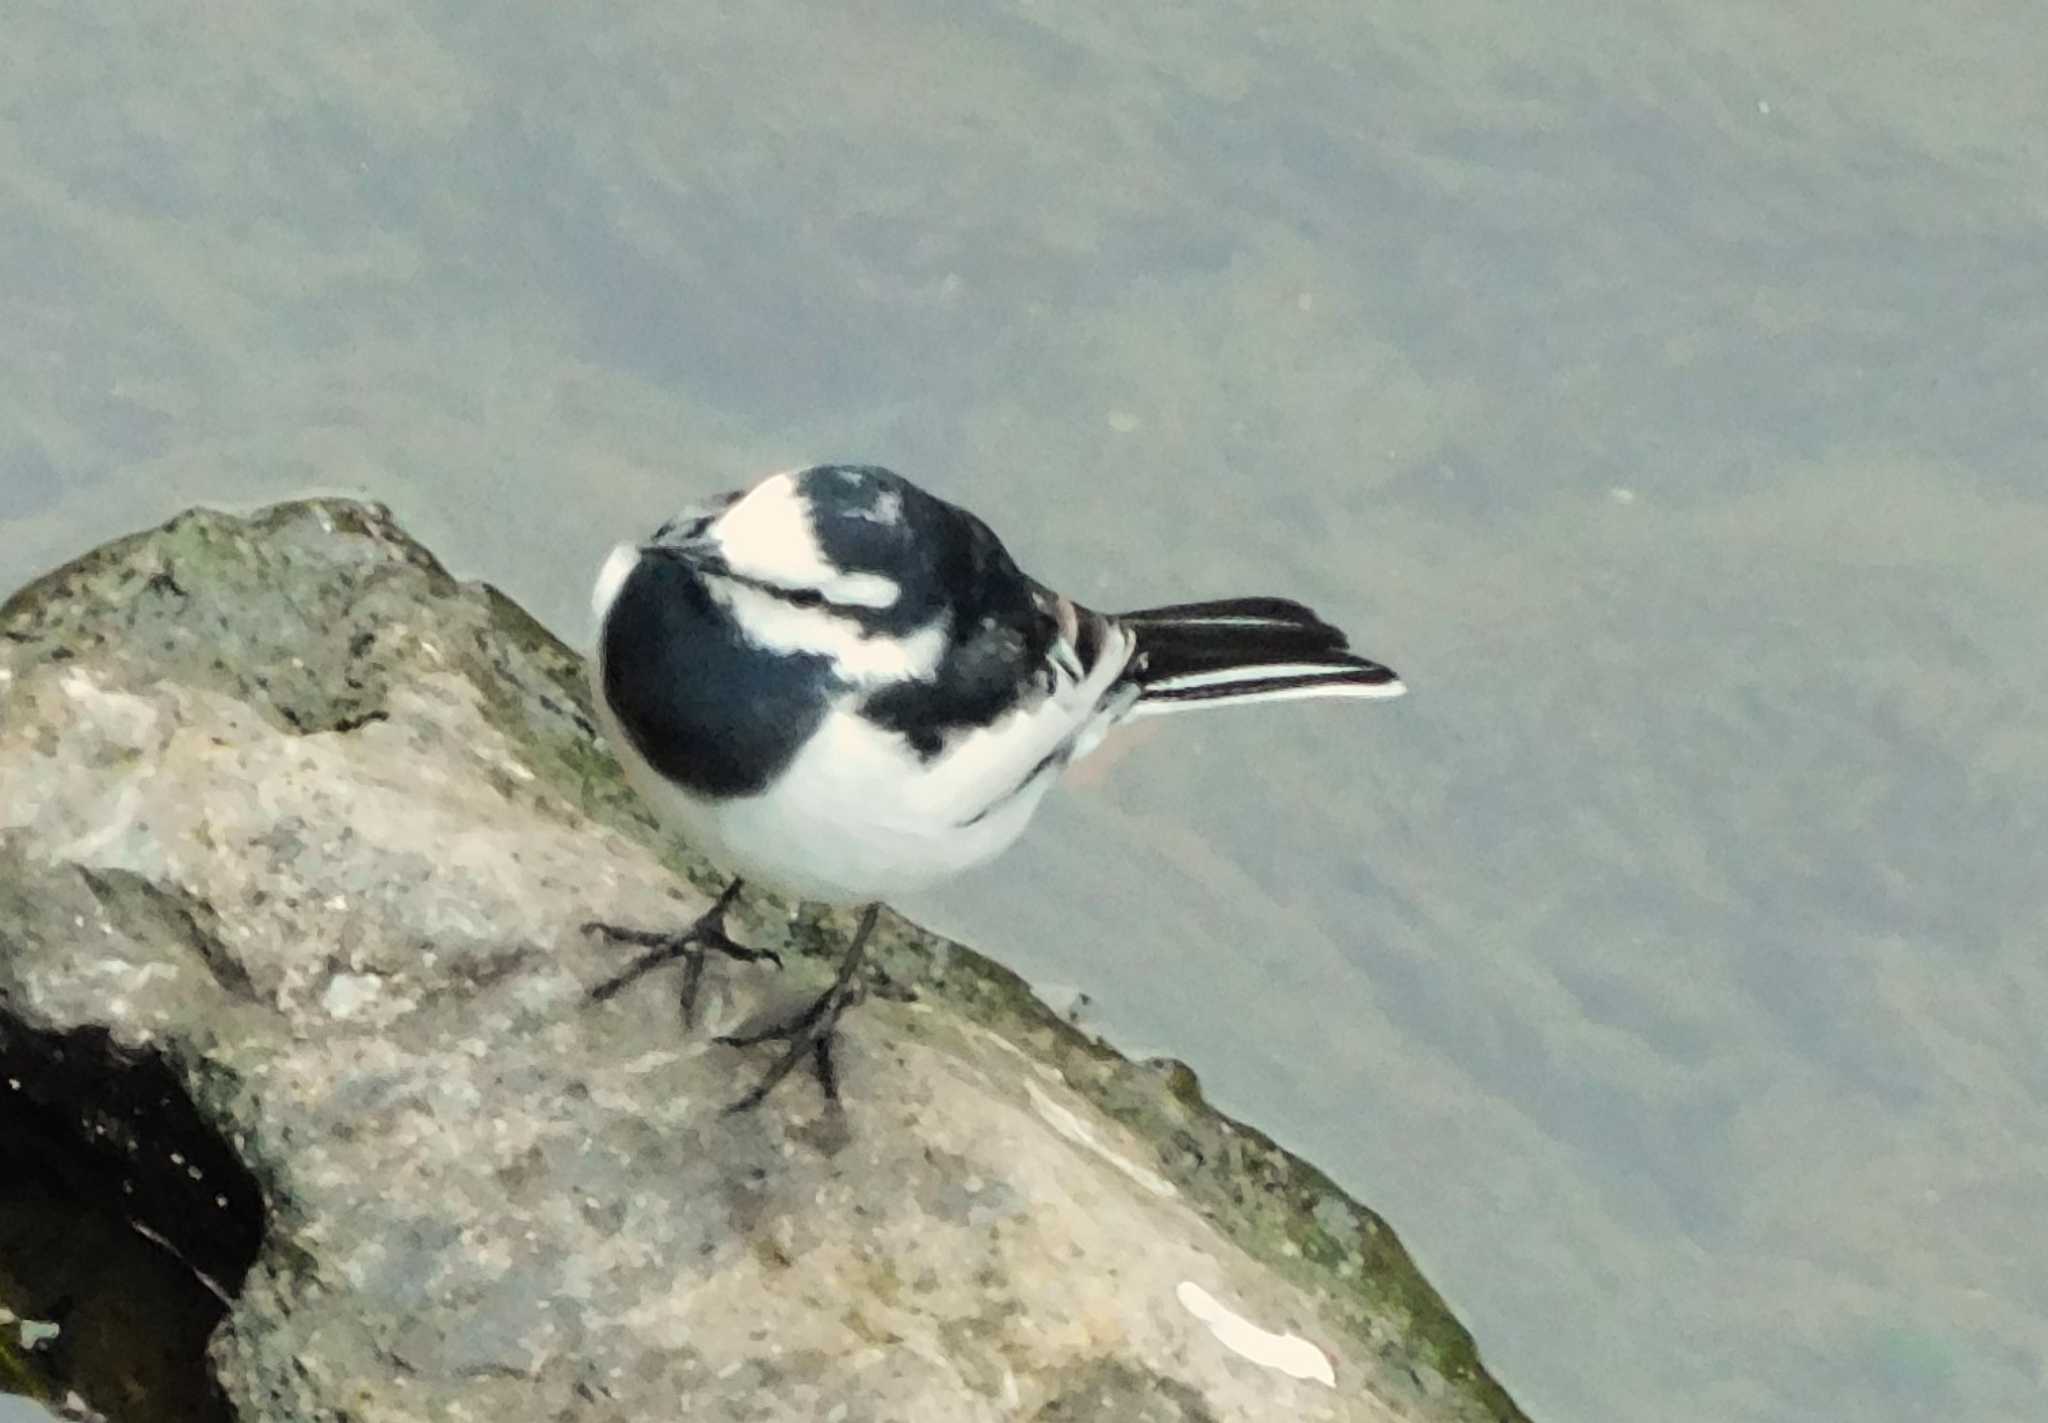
[0,500,1526,1423]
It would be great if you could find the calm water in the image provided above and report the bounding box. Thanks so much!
[4,5,2044,1419]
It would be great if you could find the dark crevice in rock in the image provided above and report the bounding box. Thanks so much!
[326,709,391,735]
[143,566,189,601]
[0,1016,266,1422]
[1029,1358,1221,1422]
[77,870,261,1006]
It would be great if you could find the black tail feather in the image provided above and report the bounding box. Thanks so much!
[1115,597,1402,710]
[1118,596,1343,635]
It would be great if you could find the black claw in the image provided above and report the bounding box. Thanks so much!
[719,902,879,1114]
[593,889,879,1113]
[812,1034,839,1104]
[583,879,771,1026]
[678,947,708,1024]
[713,988,834,1050]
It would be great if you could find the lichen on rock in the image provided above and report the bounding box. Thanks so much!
[0,500,1526,1423]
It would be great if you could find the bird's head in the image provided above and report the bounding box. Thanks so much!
[604,465,974,683]
[679,467,915,614]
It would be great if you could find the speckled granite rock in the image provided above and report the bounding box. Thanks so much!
[0,501,1525,1423]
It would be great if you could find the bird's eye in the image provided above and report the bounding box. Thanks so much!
[786,588,826,609]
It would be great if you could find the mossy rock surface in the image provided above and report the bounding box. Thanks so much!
[0,501,1525,1423]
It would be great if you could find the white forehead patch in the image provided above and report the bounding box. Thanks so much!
[713,472,818,574]
[713,472,900,608]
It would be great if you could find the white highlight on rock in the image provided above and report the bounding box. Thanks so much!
[321,972,381,1020]
[619,1048,682,1076]
[57,781,145,862]
[1026,1080,1175,1198]
[1175,1280,1335,1387]
[971,1024,1029,1061]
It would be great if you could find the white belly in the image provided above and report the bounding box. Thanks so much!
[589,600,1133,904]
[592,671,1062,904]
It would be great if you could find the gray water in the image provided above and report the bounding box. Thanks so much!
[4,5,2044,1419]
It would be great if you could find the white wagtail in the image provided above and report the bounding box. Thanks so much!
[583,463,1404,1111]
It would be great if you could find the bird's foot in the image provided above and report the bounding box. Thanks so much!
[715,978,865,1113]
[717,902,880,1114]
[583,879,779,1027]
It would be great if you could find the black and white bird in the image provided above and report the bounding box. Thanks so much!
[583,463,1404,1111]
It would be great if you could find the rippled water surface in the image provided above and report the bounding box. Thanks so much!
[5,6,2045,1419]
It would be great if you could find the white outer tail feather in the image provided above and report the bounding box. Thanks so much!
[1127,676,1407,717]
[1137,662,1404,693]
[1113,596,1403,718]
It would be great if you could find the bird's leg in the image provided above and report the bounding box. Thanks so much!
[583,878,780,1027]
[717,901,880,1114]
